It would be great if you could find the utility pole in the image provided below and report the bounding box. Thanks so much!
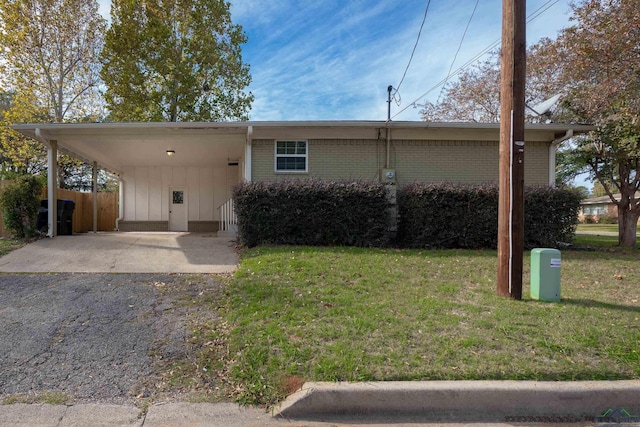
[497,0,526,299]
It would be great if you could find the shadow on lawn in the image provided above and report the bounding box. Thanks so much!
[560,298,640,313]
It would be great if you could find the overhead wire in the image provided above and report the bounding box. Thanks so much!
[392,0,432,99]
[434,0,480,107]
[391,0,560,119]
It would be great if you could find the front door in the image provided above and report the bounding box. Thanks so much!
[169,187,188,231]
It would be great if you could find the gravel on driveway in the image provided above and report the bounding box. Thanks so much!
[0,273,222,405]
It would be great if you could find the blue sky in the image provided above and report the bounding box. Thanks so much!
[98,0,576,122]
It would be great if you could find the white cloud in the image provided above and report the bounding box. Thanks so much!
[97,0,575,121]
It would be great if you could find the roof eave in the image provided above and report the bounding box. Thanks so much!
[11,120,597,134]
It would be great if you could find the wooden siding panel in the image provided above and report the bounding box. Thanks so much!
[123,166,136,220]
[199,167,214,220]
[213,167,226,221]
[187,167,200,221]
[148,167,162,221]
[161,166,172,221]
[134,167,149,221]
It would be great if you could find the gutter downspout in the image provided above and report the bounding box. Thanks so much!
[549,129,573,187]
[385,124,391,169]
[92,161,98,233]
[115,178,124,231]
[245,125,253,182]
[35,128,57,238]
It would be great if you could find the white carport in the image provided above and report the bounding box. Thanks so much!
[13,120,596,237]
[13,122,251,237]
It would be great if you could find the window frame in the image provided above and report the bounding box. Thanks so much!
[583,205,606,215]
[274,140,308,173]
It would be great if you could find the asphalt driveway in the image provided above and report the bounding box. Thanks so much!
[0,273,221,405]
[0,232,238,273]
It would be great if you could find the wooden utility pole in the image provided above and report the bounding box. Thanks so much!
[497,0,526,299]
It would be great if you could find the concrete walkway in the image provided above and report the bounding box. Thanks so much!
[0,232,238,274]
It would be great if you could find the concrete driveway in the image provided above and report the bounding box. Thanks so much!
[0,232,238,273]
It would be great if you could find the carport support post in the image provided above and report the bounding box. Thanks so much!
[92,161,98,233]
[47,140,58,238]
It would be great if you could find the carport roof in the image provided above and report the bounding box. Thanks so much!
[12,120,595,176]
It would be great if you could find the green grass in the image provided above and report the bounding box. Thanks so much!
[577,224,620,233]
[0,238,25,257]
[572,233,622,249]
[211,244,640,407]
[2,392,71,405]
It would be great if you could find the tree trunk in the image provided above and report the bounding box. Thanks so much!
[618,209,639,247]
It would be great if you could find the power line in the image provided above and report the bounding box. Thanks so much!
[392,0,560,119]
[435,0,480,106]
[393,0,432,95]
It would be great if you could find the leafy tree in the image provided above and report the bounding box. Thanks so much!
[0,0,106,184]
[58,163,119,192]
[572,185,590,200]
[591,182,610,198]
[0,0,106,123]
[421,46,567,124]
[555,147,583,187]
[421,57,501,123]
[101,0,253,122]
[0,92,49,177]
[0,174,44,238]
[553,0,640,247]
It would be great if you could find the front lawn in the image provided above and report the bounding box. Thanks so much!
[0,238,25,257]
[577,224,620,234]
[208,242,640,406]
[572,233,622,249]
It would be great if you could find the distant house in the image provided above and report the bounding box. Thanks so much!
[13,121,594,236]
[579,194,620,222]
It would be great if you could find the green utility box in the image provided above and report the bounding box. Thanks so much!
[530,248,561,302]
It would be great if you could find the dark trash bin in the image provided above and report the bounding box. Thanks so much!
[37,199,75,235]
[36,199,48,232]
[58,200,75,235]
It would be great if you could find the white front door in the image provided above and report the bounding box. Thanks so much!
[169,187,188,231]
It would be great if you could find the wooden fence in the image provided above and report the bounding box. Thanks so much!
[0,180,118,236]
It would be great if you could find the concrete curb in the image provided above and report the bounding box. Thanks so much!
[274,380,640,422]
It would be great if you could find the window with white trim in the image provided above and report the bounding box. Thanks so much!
[275,140,307,172]
[583,205,606,215]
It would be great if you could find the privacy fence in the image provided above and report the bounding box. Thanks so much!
[0,180,118,237]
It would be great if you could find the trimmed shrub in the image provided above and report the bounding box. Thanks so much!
[397,183,498,249]
[233,180,390,247]
[0,175,44,238]
[524,186,582,248]
[397,183,581,249]
[597,215,618,224]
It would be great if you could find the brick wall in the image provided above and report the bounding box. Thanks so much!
[252,139,550,186]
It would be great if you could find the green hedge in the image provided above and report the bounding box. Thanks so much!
[524,185,582,248]
[397,183,581,249]
[0,175,44,238]
[233,180,390,247]
[397,183,499,249]
[234,181,580,250]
